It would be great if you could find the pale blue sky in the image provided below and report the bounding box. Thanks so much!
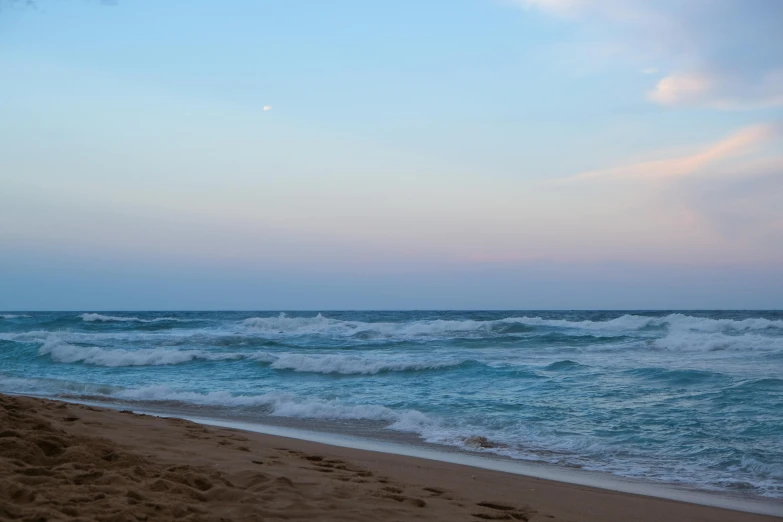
[1,0,782,309]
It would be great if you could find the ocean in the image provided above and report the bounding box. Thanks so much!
[1,311,781,499]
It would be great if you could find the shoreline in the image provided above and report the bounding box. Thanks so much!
[184,415,783,516]
[2,393,781,521]
[27,393,783,516]
[11,392,783,517]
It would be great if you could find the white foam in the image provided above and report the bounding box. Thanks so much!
[242,313,334,332]
[0,330,56,342]
[503,314,657,331]
[733,456,783,480]
[661,313,783,333]
[38,337,244,367]
[79,313,184,323]
[240,313,616,340]
[239,313,783,347]
[265,353,465,375]
[116,386,279,406]
[242,314,504,338]
[653,331,783,352]
[1,329,245,349]
[1,314,30,319]
[272,397,400,421]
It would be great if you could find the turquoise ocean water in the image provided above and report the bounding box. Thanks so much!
[1,311,781,499]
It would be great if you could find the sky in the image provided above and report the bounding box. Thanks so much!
[1,0,782,310]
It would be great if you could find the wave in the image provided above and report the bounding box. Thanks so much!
[240,313,783,343]
[262,353,467,375]
[34,337,469,373]
[242,313,497,340]
[544,360,587,371]
[0,329,274,350]
[496,313,783,334]
[37,338,245,367]
[79,313,185,323]
[661,313,783,333]
[653,332,783,352]
[732,456,783,480]
[240,313,631,341]
[113,385,434,430]
[503,315,657,331]
[0,375,123,397]
[1,314,30,319]
[0,377,425,425]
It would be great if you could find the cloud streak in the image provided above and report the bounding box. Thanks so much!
[568,123,780,182]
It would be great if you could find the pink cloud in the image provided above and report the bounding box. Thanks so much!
[569,124,779,182]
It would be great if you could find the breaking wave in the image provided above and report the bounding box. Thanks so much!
[38,338,244,367]
[79,313,185,323]
[240,312,783,341]
[113,385,434,430]
[653,332,783,352]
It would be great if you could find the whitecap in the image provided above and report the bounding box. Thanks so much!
[653,331,783,352]
[38,337,244,367]
[79,313,184,323]
[240,313,783,349]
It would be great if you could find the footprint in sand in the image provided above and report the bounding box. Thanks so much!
[472,501,537,521]
[374,490,427,508]
[422,487,445,496]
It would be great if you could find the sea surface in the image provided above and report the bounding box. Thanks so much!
[1,311,782,498]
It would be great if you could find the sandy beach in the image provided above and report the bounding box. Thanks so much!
[0,394,779,521]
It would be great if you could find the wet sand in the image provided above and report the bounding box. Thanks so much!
[1,393,780,521]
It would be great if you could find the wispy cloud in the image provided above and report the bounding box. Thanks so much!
[513,0,783,109]
[649,70,783,109]
[568,123,780,182]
